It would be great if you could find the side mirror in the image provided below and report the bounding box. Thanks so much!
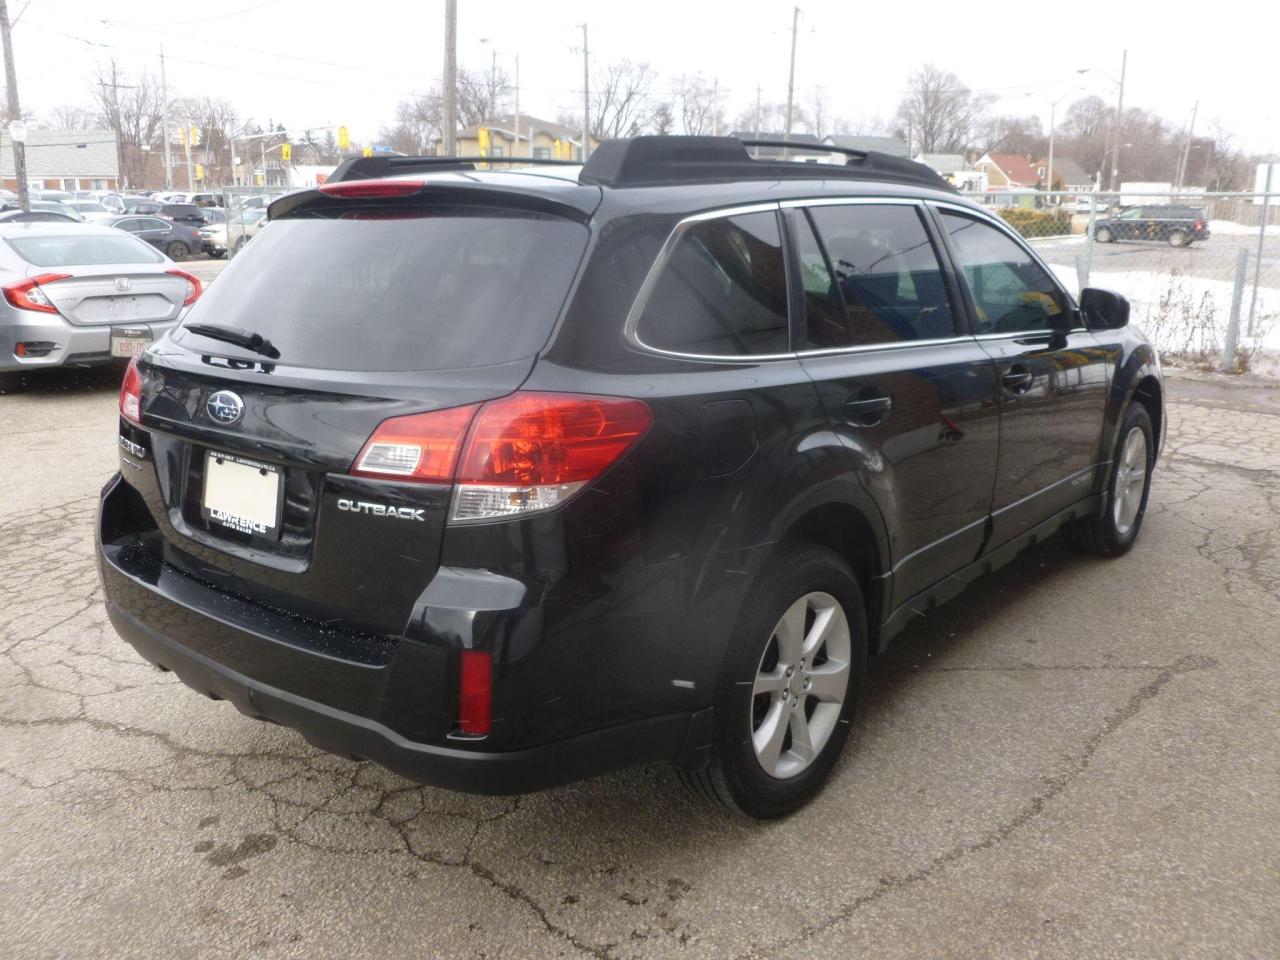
[1080,287,1130,330]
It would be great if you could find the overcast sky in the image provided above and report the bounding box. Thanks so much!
[11,0,1278,155]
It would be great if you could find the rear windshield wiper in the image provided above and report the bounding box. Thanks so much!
[184,322,281,359]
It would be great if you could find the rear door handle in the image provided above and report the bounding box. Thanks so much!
[842,390,892,427]
[1001,365,1034,395]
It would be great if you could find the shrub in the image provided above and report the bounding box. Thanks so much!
[996,207,1072,238]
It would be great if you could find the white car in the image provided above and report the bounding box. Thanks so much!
[64,200,118,223]
[1070,196,1110,215]
[197,209,267,258]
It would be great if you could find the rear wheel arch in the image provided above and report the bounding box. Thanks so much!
[777,502,885,637]
[1130,375,1163,460]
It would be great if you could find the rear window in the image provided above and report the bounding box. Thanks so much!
[164,204,201,217]
[6,234,163,266]
[174,206,589,372]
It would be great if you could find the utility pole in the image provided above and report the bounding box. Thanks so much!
[0,0,29,210]
[1175,99,1199,193]
[513,53,520,157]
[443,0,457,155]
[159,45,173,190]
[1107,49,1126,191]
[712,77,720,136]
[580,23,590,160]
[183,123,194,191]
[754,84,762,138]
[783,6,799,148]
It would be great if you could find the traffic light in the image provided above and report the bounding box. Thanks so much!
[189,126,200,147]
[280,143,292,162]
[477,127,490,156]
[362,145,373,157]
[337,126,350,150]
[194,163,204,181]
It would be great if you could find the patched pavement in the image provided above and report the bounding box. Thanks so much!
[2,371,1278,959]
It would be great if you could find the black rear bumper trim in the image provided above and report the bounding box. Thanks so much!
[105,601,699,795]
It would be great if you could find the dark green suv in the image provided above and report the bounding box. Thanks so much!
[1094,205,1210,247]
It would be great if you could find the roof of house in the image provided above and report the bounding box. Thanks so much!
[1035,156,1091,187]
[459,115,586,142]
[822,135,909,157]
[983,153,1040,187]
[915,153,967,174]
[1,128,119,178]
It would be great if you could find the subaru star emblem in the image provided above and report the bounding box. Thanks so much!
[114,277,131,292]
[206,390,244,425]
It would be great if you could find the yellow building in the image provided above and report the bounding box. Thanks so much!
[455,115,598,162]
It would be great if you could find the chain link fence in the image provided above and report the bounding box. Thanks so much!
[961,190,1280,372]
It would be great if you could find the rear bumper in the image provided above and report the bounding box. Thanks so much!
[97,473,710,794]
[104,598,703,794]
[1,314,179,370]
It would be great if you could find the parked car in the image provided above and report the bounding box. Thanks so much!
[0,222,200,372]
[109,214,203,261]
[2,200,83,221]
[187,193,225,208]
[1069,196,1110,215]
[97,137,1163,819]
[0,208,78,223]
[197,207,227,225]
[1094,205,1210,246]
[198,209,266,258]
[121,198,163,215]
[65,200,117,223]
[232,195,270,211]
[154,202,206,227]
[34,189,73,202]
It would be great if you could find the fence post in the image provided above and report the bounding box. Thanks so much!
[1075,255,1089,291]
[1247,168,1274,336]
[1084,193,1097,282]
[1219,246,1251,372]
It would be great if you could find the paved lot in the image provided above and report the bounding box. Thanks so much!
[1033,232,1279,287]
[2,368,1278,959]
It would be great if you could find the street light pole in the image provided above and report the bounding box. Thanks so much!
[1109,49,1126,190]
[443,0,457,155]
[580,23,590,161]
[159,45,173,190]
[783,6,799,148]
[0,0,29,210]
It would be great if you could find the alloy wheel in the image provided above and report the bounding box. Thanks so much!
[1113,426,1148,536]
[750,591,851,779]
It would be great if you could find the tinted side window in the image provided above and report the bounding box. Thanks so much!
[808,204,957,346]
[791,211,848,350]
[940,211,1069,335]
[635,211,790,356]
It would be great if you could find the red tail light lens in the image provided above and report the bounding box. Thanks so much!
[2,272,70,314]
[120,355,142,423]
[318,179,426,199]
[351,393,651,522]
[452,392,652,522]
[458,650,492,736]
[165,268,202,306]
[352,403,480,482]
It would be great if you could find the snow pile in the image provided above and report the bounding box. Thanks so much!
[1208,220,1280,237]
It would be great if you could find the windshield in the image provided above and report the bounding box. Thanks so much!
[7,234,164,266]
[174,205,589,372]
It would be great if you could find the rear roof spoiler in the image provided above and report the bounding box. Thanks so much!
[324,155,581,183]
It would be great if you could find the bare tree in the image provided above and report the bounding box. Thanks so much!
[89,60,167,188]
[590,59,660,139]
[894,64,993,154]
[979,114,1046,157]
[674,74,721,136]
[731,101,810,137]
[457,67,511,128]
[48,104,96,131]
[380,90,445,155]
[649,100,675,136]
[172,95,237,185]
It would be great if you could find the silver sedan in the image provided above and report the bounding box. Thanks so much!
[0,222,200,371]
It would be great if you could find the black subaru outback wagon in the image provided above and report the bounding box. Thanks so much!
[98,137,1163,818]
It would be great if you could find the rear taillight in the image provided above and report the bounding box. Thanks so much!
[452,392,652,522]
[165,268,202,306]
[318,179,426,199]
[119,355,142,424]
[457,650,492,736]
[350,392,652,522]
[352,403,480,482]
[2,273,70,314]
[1195,219,1206,230]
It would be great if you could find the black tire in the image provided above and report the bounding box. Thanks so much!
[166,241,189,261]
[1167,230,1188,248]
[678,544,868,819]
[1094,226,1113,243]
[1069,402,1154,557]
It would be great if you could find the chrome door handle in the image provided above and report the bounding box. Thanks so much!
[842,392,892,427]
[1001,366,1033,395]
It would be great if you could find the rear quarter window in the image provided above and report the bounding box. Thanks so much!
[633,210,790,357]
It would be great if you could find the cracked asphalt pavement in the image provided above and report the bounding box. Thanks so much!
[2,367,1278,959]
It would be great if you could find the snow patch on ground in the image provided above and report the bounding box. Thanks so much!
[1208,220,1280,237]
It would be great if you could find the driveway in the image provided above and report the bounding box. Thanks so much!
[1,371,1277,959]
